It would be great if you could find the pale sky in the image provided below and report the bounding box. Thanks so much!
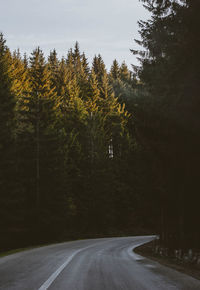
[1,0,150,69]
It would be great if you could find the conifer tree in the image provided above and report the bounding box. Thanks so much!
[100,70,117,111]
[110,61,135,106]
[0,34,15,146]
[23,47,62,235]
[48,49,59,91]
[119,62,131,83]
[11,50,30,99]
[110,59,120,80]
[86,69,100,114]
[66,49,75,79]
[11,50,30,136]
[77,63,90,101]
[82,52,90,75]
[72,42,82,73]
[92,54,106,86]
[67,43,90,100]
[131,0,200,248]
[23,53,28,69]
[56,57,70,98]
[0,33,15,163]
[0,33,16,237]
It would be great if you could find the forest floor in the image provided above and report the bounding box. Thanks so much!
[134,241,200,281]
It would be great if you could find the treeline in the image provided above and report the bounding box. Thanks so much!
[0,35,147,250]
[1,0,199,252]
[129,0,200,249]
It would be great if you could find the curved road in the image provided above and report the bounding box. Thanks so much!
[0,236,200,290]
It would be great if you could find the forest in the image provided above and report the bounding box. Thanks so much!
[0,0,200,251]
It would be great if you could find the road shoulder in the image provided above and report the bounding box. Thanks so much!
[134,241,200,281]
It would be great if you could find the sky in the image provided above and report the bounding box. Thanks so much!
[1,0,150,69]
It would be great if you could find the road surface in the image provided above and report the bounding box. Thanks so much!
[0,236,200,290]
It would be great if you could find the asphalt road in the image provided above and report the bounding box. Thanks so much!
[0,236,200,290]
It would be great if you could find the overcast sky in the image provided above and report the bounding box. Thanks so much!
[1,0,150,69]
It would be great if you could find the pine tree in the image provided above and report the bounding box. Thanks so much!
[110,59,120,80]
[86,69,101,114]
[24,47,60,234]
[0,34,15,147]
[77,64,90,101]
[0,33,17,238]
[56,57,70,98]
[11,50,30,99]
[11,49,30,138]
[0,33,15,165]
[72,42,82,73]
[131,0,200,248]
[92,54,106,86]
[100,71,117,111]
[48,49,59,91]
[66,48,75,80]
[82,52,90,75]
[23,53,28,69]
[119,62,131,83]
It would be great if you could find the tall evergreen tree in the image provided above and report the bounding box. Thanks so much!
[110,59,120,80]
[0,34,17,243]
[119,62,131,83]
[0,34,15,149]
[86,69,101,114]
[48,49,59,90]
[131,0,200,248]
[18,47,66,237]
[92,54,106,86]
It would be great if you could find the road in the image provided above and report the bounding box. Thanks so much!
[0,236,200,290]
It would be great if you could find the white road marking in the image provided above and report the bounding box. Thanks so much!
[38,245,92,290]
[38,240,110,290]
[38,237,156,290]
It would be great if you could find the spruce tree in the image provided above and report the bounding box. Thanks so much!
[110,59,120,80]
[100,71,117,111]
[92,54,106,86]
[0,33,16,240]
[82,52,90,75]
[119,62,131,83]
[131,0,200,248]
[55,57,70,98]
[11,49,30,99]
[48,49,59,91]
[86,69,101,114]
[71,42,82,76]
[0,34,15,148]
[23,47,64,236]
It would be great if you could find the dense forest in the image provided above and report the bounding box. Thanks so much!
[0,0,200,251]
[131,0,200,249]
[0,35,140,250]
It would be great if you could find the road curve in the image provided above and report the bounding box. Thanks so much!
[0,236,200,290]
